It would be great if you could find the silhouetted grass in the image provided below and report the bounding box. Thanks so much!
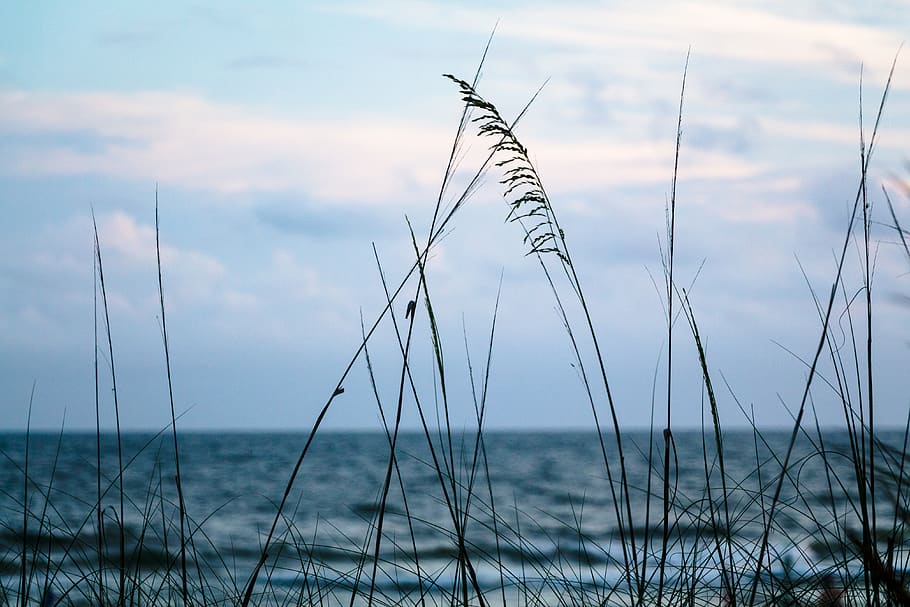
[2,47,909,606]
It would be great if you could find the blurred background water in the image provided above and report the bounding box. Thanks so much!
[0,429,905,604]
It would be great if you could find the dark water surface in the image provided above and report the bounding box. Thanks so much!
[0,430,905,605]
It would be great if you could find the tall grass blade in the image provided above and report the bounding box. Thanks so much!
[154,194,190,606]
[93,212,126,606]
[657,50,689,607]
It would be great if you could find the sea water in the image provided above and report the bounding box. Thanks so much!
[0,429,905,605]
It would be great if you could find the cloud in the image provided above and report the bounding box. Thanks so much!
[0,87,778,208]
[527,138,767,193]
[97,211,225,277]
[762,117,890,145]
[0,211,227,346]
[0,90,453,202]
[340,1,906,86]
[0,208,359,356]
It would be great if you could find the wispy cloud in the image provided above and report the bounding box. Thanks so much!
[97,211,226,281]
[0,89,453,201]
[0,86,860,205]
[0,210,226,351]
[0,208,355,353]
[341,0,905,85]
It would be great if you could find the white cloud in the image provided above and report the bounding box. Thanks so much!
[340,0,906,85]
[97,211,225,280]
[533,138,766,191]
[0,17,903,207]
[15,212,227,325]
[2,206,370,356]
[0,87,771,206]
[0,90,454,203]
[761,117,910,145]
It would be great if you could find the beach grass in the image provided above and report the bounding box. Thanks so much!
[2,48,909,606]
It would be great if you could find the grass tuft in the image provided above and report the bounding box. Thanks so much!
[3,48,909,607]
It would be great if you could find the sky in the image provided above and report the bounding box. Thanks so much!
[1,1,908,432]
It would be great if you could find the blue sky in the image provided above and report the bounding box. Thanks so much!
[1,1,908,431]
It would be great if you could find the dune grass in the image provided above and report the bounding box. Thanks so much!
[2,47,910,606]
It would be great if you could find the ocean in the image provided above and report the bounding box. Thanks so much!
[0,429,905,605]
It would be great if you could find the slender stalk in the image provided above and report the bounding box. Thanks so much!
[657,50,689,607]
[93,233,105,607]
[859,72,880,607]
[154,196,190,605]
[93,213,126,606]
[18,384,35,607]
